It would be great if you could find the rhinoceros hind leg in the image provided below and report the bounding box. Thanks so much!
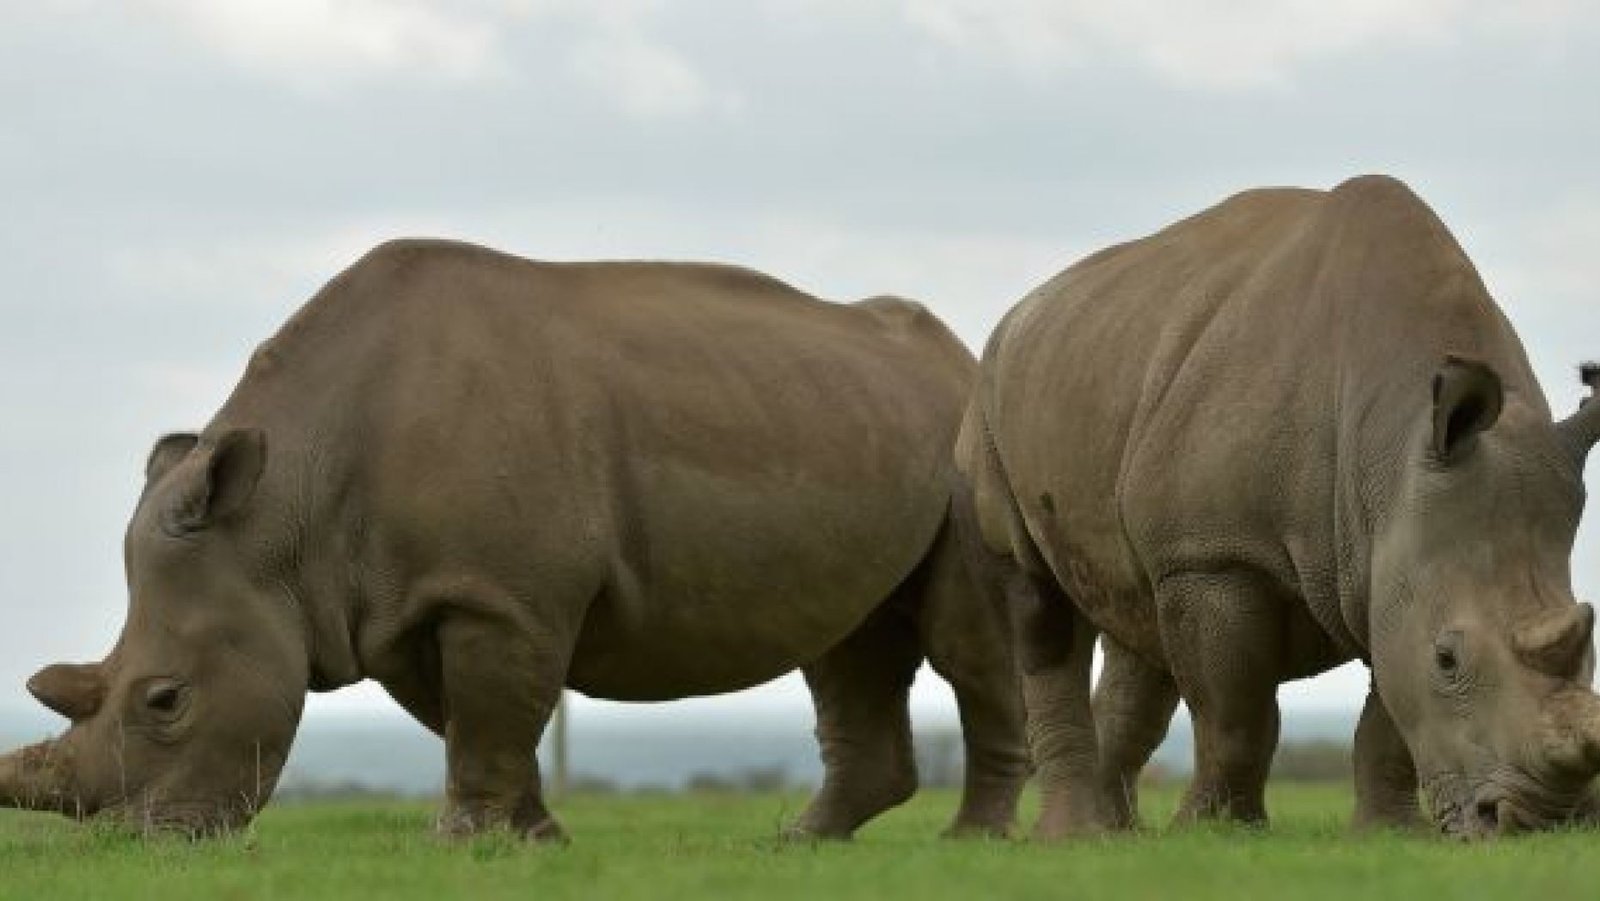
[1159,570,1283,827]
[1351,686,1422,831]
[432,610,573,841]
[916,519,1029,839]
[788,601,923,840]
[1093,636,1179,828]
[1012,569,1124,839]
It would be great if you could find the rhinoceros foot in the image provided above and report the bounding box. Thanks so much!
[940,821,1013,841]
[435,798,569,845]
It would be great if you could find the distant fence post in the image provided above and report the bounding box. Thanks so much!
[549,690,570,800]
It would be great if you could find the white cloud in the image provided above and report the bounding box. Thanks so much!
[901,0,1584,90]
[143,0,505,85]
[131,0,737,118]
[569,27,741,121]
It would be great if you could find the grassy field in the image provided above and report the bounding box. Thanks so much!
[3,785,1599,900]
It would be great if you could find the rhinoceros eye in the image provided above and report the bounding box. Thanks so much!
[1434,630,1464,678]
[1435,647,1458,673]
[145,681,185,715]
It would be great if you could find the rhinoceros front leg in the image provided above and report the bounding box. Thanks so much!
[1093,636,1179,826]
[1351,685,1422,830]
[434,614,570,842]
[1158,570,1283,826]
[789,602,924,839]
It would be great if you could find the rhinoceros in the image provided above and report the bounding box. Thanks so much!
[958,175,1600,839]
[0,240,1027,838]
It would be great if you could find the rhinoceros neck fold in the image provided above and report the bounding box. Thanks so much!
[196,407,366,694]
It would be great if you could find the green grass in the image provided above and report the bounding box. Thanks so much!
[2,785,1598,900]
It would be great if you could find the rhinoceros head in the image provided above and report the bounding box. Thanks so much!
[0,430,307,834]
[1370,358,1600,838]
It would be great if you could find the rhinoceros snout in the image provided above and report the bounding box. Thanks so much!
[1431,795,1514,840]
[1438,768,1593,840]
[1465,792,1528,838]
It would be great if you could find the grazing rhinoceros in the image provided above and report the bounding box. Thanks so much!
[0,240,1027,839]
[958,175,1600,840]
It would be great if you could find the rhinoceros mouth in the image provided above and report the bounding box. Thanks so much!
[1425,767,1587,839]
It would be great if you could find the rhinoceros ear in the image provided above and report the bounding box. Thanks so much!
[161,429,267,535]
[1431,355,1503,463]
[27,662,106,722]
[145,432,199,484]
[1555,362,1600,469]
[1515,603,1595,680]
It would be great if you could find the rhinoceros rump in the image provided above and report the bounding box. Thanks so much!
[959,175,1600,840]
[0,242,1027,837]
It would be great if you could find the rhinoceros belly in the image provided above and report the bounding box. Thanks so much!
[563,454,941,701]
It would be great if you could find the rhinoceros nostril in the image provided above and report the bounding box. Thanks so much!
[1475,798,1501,832]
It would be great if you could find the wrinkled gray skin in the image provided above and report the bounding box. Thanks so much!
[0,241,1028,838]
[958,175,1600,840]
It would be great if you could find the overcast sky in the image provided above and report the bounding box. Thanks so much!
[0,1,1595,726]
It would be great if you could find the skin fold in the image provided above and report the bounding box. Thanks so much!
[958,175,1600,840]
[1,242,1028,840]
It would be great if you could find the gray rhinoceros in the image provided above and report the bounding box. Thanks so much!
[0,240,1027,838]
[958,175,1600,840]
